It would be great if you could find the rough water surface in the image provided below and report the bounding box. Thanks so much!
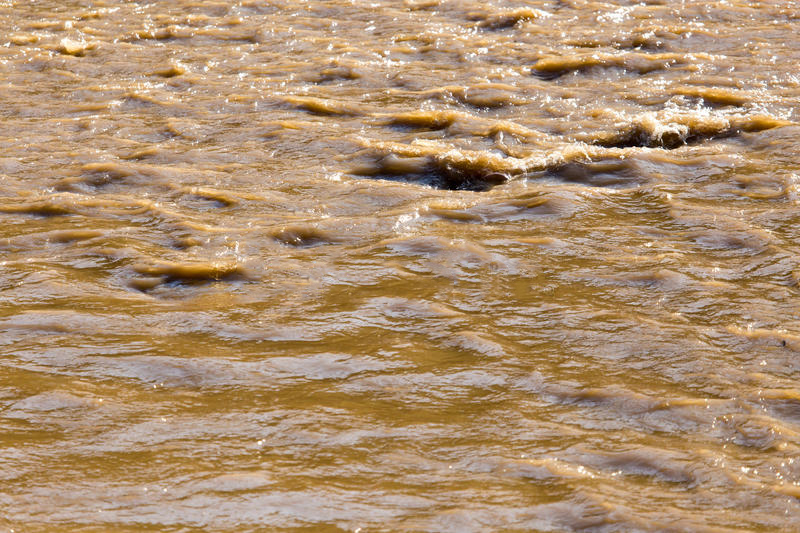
[2,0,800,531]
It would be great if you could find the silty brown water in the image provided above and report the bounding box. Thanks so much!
[2,0,800,531]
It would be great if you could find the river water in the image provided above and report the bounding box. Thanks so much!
[2,0,800,531]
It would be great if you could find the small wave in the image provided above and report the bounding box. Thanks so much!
[673,86,752,107]
[396,84,530,109]
[352,137,631,190]
[351,107,790,190]
[271,225,335,247]
[130,260,250,290]
[532,52,701,79]
[282,95,364,116]
[351,140,517,191]
[180,187,239,208]
[544,158,648,188]
[469,8,549,30]
[379,110,461,130]
[0,198,79,217]
[582,110,789,149]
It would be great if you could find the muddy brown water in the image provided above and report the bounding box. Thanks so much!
[2,0,800,531]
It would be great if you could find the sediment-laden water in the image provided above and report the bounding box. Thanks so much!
[2,0,800,531]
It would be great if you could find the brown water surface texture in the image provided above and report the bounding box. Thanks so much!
[3,0,800,531]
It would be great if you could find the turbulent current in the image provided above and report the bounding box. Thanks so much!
[3,0,800,531]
